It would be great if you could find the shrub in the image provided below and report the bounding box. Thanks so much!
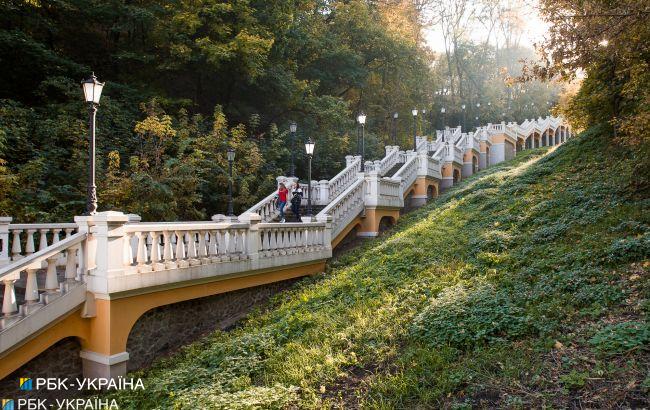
[410,283,534,351]
[589,321,650,355]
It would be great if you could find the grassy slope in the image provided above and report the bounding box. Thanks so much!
[112,128,649,409]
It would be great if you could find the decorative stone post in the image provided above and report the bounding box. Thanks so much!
[74,211,131,380]
[238,212,261,263]
[0,217,11,266]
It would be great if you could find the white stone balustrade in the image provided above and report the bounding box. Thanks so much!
[0,231,87,353]
[6,223,78,263]
[72,212,332,297]
[377,146,400,176]
[327,155,361,201]
[317,176,365,239]
[393,152,419,194]
[364,172,403,208]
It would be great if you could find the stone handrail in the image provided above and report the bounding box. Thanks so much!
[378,146,401,176]
[416,137,428,153]
[123,221,251,273]
[6,223,78,262]
[244,190,281,222]
[393,154,418,194]
[317,177,365,239]
[1,232,87,332]
[327,156,361,201]
[258,222,328,257]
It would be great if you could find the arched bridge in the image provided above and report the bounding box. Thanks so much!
[0,116,571,380]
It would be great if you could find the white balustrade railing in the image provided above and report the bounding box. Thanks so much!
[1,232,87,332]
[393,154,418,194]
[259,223,327,257]
[7,223,78,262]
[327,156,361,201]
[416,137,428,153]
[317,177,365,239]
[123,222,250,273]
[378,146,401,176]
[245,190,281,222]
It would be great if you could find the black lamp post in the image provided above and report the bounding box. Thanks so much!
[392,112,398,144]
[81,73,105,215]
[357,113,366,171]
[304,138,315,217]
[475,102,481,128]
[461,104,466,130]
[421,109,427,136]
[411,108,418,150]
[227,147,235,216]
[289,121,297,177]
[441,107,446,130]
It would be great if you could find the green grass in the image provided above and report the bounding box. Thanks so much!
[111,126,649,409]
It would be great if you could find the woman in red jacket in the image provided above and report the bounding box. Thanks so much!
[277,183,288,223]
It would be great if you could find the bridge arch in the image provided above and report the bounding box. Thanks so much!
[453,168,461,184]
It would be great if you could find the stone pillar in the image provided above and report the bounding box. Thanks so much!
[491,143,506,165]
[74,211,131,380]
[238,212,261,262]
[440,163,454,190]
[318,180,329,206]
[0,217,11,266]
[79,351,130,380]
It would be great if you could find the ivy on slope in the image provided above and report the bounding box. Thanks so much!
[110,127,649,409]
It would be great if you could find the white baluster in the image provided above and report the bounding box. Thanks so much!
[150,231,164,271]
[45,256,59,293]
[24,268,41,309]
[162,230,176,269]
[187,231,199,265]
[208,230,219,262]
[123,232,134,267]
[2,279,18,317]
[136,232,152,272]
[65,246,78,282]
[11,230,23,260]
[175,231,188,267]
[38,229,49,251]
[24,229,36,255]
[198,231,208,264]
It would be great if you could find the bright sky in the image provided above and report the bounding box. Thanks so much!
[423,0,550,53]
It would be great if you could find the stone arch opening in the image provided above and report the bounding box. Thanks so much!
[472,155,479,173]
[378,216,395,233]
[516,138,524,153]
[485,147,490,166]
[426,184,437,200]
[453,169,461,184]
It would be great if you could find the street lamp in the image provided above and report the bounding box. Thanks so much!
[304,138,315,218]
[422,109,427,135]
[289,121,297,177]
[476,102,481,127]
[227,148,235,216]
[392,112,398,145]
[441,107,446,130]
[81,72,105,215]
[357,112,366,171]
[461,104,466,130]
[411,108,418,150]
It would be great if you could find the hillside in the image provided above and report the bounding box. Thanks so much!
[111,128,649,409]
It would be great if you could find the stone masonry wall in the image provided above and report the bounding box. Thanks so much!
[0,278,300,400]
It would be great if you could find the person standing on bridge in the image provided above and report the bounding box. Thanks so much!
[277,182,288,223]
[291,185,303,222]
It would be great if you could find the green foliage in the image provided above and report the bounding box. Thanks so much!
[105,128,649,408]
[589,322,650,356]
[410,283,534,350]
